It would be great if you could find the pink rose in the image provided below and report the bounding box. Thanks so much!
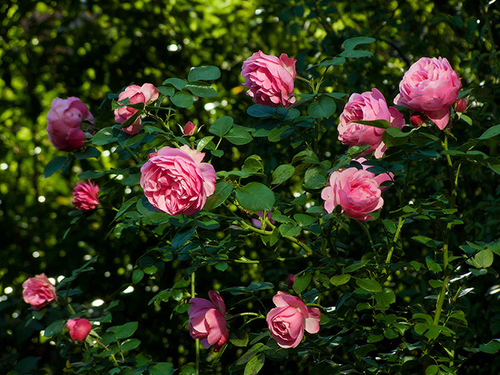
[394,57,461,130]
[338,88,404,159]
[67,318,92,342]
[321,158,393,221]
[72,180,100,211]
[140,145,216,216]
[22,273,57,310]
[241,51,297,108]
[46,97,95,152]
[182,121,197,136]
[188,291,229,352]
[114,83,159,135]
[266,291,321,348]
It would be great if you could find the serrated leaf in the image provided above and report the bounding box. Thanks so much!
[279,223,301,237]
[225,127,253,145]
[236,182,274,212]
[171,92,193,108]
[308,96,336,118]
[210,116,233,137]
[157,86,175,97]
[162,78,187,90]
[272,164,295,185]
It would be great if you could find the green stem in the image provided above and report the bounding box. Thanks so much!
[67,303,76,315]
[124,145,141,164]
[358,220,374,250]
[384,217,406,272]
[191,272,200,375]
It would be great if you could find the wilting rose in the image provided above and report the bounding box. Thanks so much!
[188,291,229,352]
[241,51,297,108]
[394,57,461,130]
[266,291,321,348]
[46,97,95,152]
[22,273,57,310]
[338,88,404,159]
[321,159,393,221]
[114,83,159,135]
[72,180,100,211]
[67,318,92,342]
[140,145,216,216]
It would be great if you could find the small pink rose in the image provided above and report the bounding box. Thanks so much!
[266,291,320,348]
[46,97,95,152]
[241,51,297,108]
[338,88,404,159]
[394,57,461,130]
[182,121,197,136]
[22,273,57,310]
[67,318,92,342]
[454,98,467,113]
[188,291,229,352]
[140,145,216,216]
[321,158,392,221]
[114,83,159,135]
[286,274,296,288]
[72,180,100,212]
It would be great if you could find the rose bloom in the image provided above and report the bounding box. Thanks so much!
[338,88,404,159]
[188,291,229,352]
[140,145,216,216]
[321,158,393,221]
[241,50,297,108]
[67,318,92,342]
[114,83,159,135]
[72,180,100,211]
[46,97,95,152]
[22,273,57,310]
[394,57,461,130]
[266,291,321,349]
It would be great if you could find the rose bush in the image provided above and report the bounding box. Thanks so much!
[394,56,461,130]
[188,291,229,352]
[241,50,296,108]
[67,319,92,342]
[114,83,159,135]
[72,180,100,212]
[140,145,216,216]
[338,88,404,158]
[266,291,321,348]
[22,273,57,310]
[46,97,94,152]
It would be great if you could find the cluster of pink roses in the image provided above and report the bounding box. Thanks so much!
[189,290,321,351]
[22,274,92,342]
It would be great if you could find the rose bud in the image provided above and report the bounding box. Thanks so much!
[410,112,426,127]
[454,98,467,113]
[287,274,296,288]
[67,318,92,342]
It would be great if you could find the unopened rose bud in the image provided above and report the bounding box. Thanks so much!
[410,112,426,127]
[182,121,197,136]
[287,274,296,288]
[454,98,467,113]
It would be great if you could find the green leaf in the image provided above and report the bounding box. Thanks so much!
[353,119,391,129]
[196,136,214,152]
[343,260,370,273]
[479,339,500,354]
[478,124,500,140]
[115,196,139,220]
[108,322,138,340]
[425,364,439,375]
[185,82,218,97]
[149,362,175,375]
[92,126,120,145]
[382,127,410,147]
[222,282,274,295]
[44,156,68,178]
[293,214,316,227]
[162,78,187,90]
[247,105,278,118]
[188,65,221,81]
[204,181,233,211]
[236,182,274,212]
[121,338,141,351]
[236,343,268,366]
[356,278,382,293]
[272,164,295,185]
[303,166,327,189]
[74,146,101,160]
[330,274,351,286]
[132,269,144,284]
[171,92,193,108]
[229,329,249,347]
[279,224,301,237]
[244,353,265,375]
[171,226,196,249]
[340,36,375,58]
[425,256,443,272]
[225,126,253,145]
[316,56,346,67]
[474,248,494,268]
[157,86,175,97]
[293,273,312,294]
[210,116,233,137]
[307,96,336,118]
[375,288,396,307]
[43,320,65,337]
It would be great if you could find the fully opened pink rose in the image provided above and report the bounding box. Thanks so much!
[140,145,216,216]
[22,273,57,310]
[338,88,404,159]
[72,180,100,211]
[394,57,461,130]
[321,159,393,221]
[114,83,159,135]
[47,97,95,152]
[241,50,297,108]
[67,318,92,342]
[266,291,321,348]
[188,291,229,352]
